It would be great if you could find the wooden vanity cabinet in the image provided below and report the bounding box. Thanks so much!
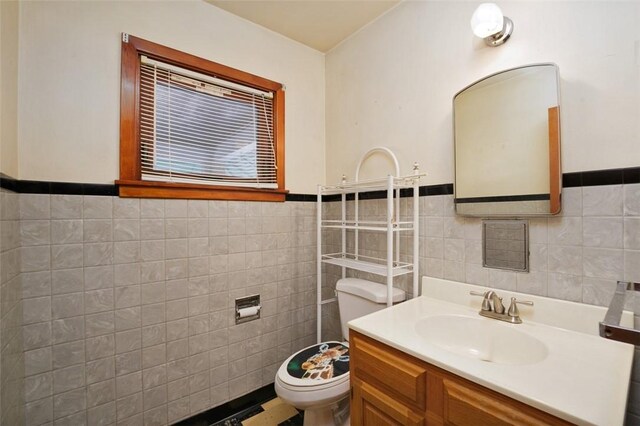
[349,330,571,426]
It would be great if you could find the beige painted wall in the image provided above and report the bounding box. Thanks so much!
[1,0,19,178]
[325,1,640,186]
[17,0,325,193]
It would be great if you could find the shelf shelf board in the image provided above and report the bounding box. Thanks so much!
[321,253,413,277]
[320,173,425,195]
[321,220,414,232]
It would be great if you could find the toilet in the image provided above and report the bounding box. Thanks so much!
[274,278,406,425]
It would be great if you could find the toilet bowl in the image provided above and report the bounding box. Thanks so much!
[274,278,406,425]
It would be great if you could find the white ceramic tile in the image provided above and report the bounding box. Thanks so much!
[51,220,83,244]
[165,200,188,218]
[20,194,50,220]
[548,217,583,246]
[582,217,623,248]
[114,198,140,219]
[25,372,53,402]
[22,271,52,298]
[51,195,83,219]
[22,245,51,272]
[140,219,165,240]
[21,220,51,246]
[547,245,582,276]
[25,347,52,376]
[23,296,52,325]
[85,334,115,361]
[547,272,582,302]
[488,269,517,291]
[86,357,115,385]
[516,271,548,296]
[583,185,623,216]
[83,243,113,266]
[84,265,114,291]
[23,322,52,350]
[559,187,582,216]
[583,247,623,280]
[52,364,85,393]
[624,184,640,216]
[443,238,464,262]
[25,396,53,425]
[82,221,111,245]
[625,218,640,249]
[83,197,113,220]
[85,311,115,337]
[114,219,140,242]
[52,268,84,295]
[52,316,85,344]
[52,293,84,319]
[140,199,164,218]
[625,250,640,282]
[53,387,86,419]
[51,244,83,270]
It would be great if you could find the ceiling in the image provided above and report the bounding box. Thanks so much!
[207,0,401,52]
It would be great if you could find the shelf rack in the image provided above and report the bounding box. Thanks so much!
[316,147,423,343]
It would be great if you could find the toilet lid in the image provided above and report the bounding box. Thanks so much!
[277,341,350,388]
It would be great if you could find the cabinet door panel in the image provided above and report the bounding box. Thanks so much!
[353,380,424,426]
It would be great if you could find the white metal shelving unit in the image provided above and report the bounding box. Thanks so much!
[316,147,423,343]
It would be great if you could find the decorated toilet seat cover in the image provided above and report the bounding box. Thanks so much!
[281,341,350,386]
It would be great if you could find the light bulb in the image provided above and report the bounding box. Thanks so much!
[470,3,504,38]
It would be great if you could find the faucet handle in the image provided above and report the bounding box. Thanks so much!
[507,297,534,318]
[469,291,492,311]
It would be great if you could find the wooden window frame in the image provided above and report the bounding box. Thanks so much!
[117,34,287,202]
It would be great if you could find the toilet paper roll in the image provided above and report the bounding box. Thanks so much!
[237,306,260,318]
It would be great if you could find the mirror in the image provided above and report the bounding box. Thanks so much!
[454,64,561,216]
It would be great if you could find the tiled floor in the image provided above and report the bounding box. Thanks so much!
[213,397,303,426]
[174,385,303,426]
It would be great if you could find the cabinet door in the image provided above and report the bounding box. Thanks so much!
[352,379,425,426]
[442,379,560,426]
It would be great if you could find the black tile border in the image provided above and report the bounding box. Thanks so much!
[2,166,639,201]
[562,166,640,188]
[285,193,316,202]
[0,174,117,196]
[456,193,550,204]
[173,383,276,426]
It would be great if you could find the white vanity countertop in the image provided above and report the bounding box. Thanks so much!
[348,278,634,426]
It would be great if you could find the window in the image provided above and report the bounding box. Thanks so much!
[118,34,286,201]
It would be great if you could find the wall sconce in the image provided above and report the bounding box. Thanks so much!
[470,3,513,47]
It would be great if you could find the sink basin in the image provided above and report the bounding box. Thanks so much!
[415,315,548,365]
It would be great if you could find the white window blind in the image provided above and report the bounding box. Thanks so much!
[139,56,278,189]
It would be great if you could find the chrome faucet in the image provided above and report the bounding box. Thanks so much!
[470,290,533,324]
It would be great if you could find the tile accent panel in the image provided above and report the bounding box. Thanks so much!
[18,196,317,425]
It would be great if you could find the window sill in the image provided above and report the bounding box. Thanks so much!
[116,180,288,202]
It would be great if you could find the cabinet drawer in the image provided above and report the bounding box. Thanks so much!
[350,331,427,411]
[442,378,570,426]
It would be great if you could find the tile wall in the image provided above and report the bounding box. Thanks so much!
[0,189,25,425]
[5,183,640,424]
[320,184,640,423]
[17,195,317,425]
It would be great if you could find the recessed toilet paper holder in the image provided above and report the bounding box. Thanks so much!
[235,294,261,324]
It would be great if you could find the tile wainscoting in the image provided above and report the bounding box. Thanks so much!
[0,176,638,425]
[320,183,640,424]
[16,196,317,425]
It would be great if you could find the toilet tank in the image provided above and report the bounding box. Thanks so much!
[336,278,406,341]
